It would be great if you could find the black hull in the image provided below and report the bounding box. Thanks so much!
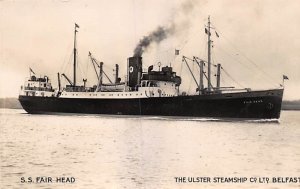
[19,89,283,119]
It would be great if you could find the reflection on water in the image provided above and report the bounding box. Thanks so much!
[0,109,299,189]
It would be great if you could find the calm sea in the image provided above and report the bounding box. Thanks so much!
[0,109,299,189]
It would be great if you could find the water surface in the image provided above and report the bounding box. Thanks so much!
[1,109,299,188]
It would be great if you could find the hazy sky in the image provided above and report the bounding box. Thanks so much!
[0,0,299,100]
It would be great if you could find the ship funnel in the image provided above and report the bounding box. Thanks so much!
[127,57,142,90]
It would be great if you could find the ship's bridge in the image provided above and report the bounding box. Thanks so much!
[135,65,181,97]
[139,80,179,97]
[20,75,55,97]
[141,66,181,86]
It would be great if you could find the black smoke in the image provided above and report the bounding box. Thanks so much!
[133,0,198,57]
[133,26,174,57]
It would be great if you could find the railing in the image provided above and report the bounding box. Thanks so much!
[64,86,95,92]
[24,87,54,92]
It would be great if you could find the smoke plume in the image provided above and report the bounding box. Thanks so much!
[133,0,198,57]
[133,26,174,57]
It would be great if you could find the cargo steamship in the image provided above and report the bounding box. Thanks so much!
[19,17,285,119]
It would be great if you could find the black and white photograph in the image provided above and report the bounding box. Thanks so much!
[0,0,299,188]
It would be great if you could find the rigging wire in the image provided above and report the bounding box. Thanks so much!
[220,72,231,87]
[216,45,278,88]
[210,25,255,74]
[216,45,254,72]
[221,67,244,88]
[211,48,219,86]
[61,51,73,77]
[85,55,90,78]
[169,26,204,72]
[76,56,85,82]
[64,52,72,72]
[212,25,279,86]
[212,45,244,88]
[59,42,73,72]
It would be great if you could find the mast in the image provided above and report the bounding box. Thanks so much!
[73,23,79,87]
[216,63,221,90]
[199,60,204,94]
[207,16,212,92]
